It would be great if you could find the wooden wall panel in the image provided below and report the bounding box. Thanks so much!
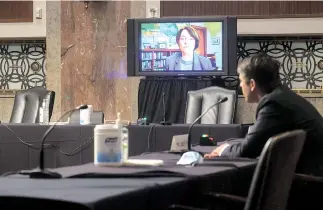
[61,1,132,120]
[0,1,33,23]
[161,1,323,17]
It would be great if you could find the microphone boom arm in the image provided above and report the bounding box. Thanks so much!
[187,97,228,151]
[30,104,88,179]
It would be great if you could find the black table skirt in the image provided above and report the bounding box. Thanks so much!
[0,123,249,175]
[138,78,216,124]
[127,124,249,156]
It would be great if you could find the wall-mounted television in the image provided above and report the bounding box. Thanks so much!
[127,16,237,77]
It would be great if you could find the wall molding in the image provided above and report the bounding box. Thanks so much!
[238,17,323,35]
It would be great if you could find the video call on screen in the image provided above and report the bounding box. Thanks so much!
[140,22,223,72]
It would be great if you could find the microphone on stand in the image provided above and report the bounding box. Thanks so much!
[160,92,172,125]
[187,97,228,151]
[29,104,89,179]
[169,97,228,154]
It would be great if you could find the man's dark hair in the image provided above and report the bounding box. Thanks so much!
[238,53,282,94]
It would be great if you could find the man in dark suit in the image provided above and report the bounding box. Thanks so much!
[204,54,323,176]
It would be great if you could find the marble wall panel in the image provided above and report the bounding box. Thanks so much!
[61,1,119,120]
[61,1,145,121]
[46,1,61,121]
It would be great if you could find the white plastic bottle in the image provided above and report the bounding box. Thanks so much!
[80,105,93,125]
[39,98,49,124]
[39,106,44,124]
[115,113,129,162]
[115,112,121,128]
[94,112,128,166]
[42,98,49,124]
[122,127,129,161]
[94,124,122,166]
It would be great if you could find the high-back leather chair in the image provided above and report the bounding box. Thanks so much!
[169,130,306,210]
[10,87,55,123]
[68,110,104,124]
[243,130,306,210]
[185,86,237,124]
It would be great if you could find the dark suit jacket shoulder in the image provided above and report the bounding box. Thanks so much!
[221,85,323,175]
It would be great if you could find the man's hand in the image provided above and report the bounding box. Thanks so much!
[204,143,230,158]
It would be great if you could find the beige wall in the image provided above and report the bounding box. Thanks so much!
[0,1,46,38]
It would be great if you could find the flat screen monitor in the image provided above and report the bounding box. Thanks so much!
[127,17,237,77]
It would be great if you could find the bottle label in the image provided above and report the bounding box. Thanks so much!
[95,134,122,163]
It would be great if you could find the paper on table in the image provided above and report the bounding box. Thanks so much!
[125,159,164,166]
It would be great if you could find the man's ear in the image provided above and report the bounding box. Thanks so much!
[249,79,256,91]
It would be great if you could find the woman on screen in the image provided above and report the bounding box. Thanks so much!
[165,26,213,71]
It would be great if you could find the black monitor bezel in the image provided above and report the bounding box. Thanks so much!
[132,17,232,77]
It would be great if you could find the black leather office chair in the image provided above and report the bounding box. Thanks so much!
[185,86,237,124]
[10,87,55,123]
[68,110,104,124]
[170,130,306,210]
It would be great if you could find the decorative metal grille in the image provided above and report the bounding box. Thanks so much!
[1,38,322,91]
[223,36,323,91]
[0,40,46,90]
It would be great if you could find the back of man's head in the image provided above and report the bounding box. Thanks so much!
[238,54,281,94]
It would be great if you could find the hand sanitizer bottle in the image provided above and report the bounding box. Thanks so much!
[39,98,49,124]
[42,98,49,124]
[94,123,122,166]
[115,113,129,162]
[94,112,128,166]
[39,106,44,124]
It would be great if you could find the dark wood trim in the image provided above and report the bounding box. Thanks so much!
[0,1,33,23]
[160,1,323,18]
[0,18,33,23]
[160,14,323,20]
[237,14,323,19]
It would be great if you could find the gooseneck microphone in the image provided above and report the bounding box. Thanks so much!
[160,92,172,125]
[29,104,88,179]
[187,97,228,151]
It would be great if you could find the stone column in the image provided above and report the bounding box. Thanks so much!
[46,1,61,121]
